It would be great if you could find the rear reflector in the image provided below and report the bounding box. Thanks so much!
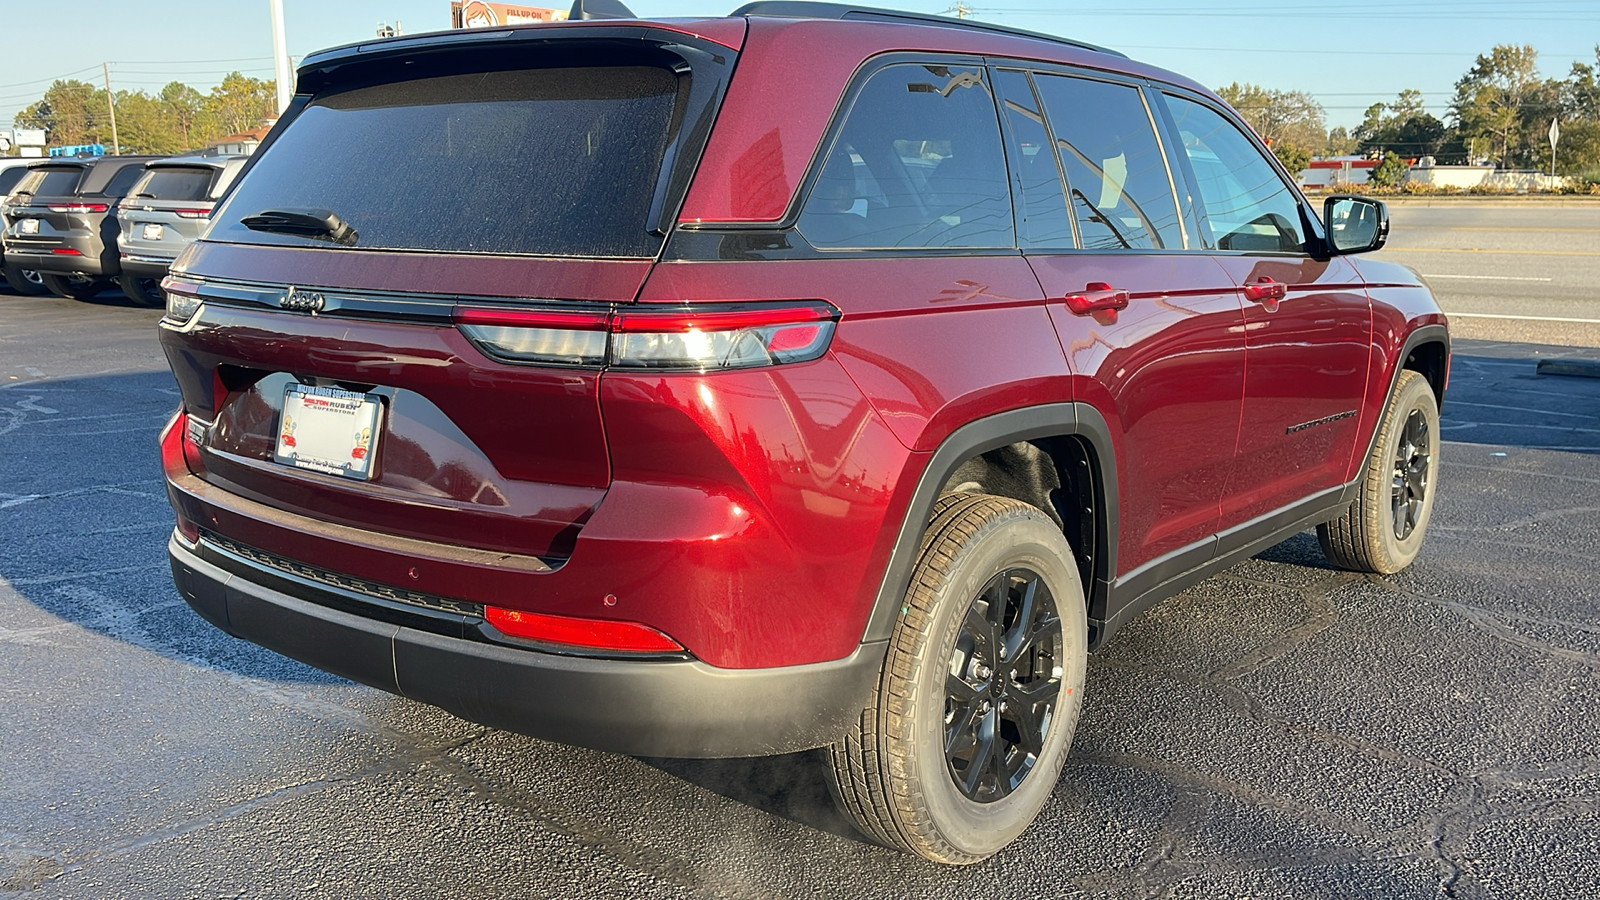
[484,606,684,654]
[51,248,83,256]
[454,302,838,371]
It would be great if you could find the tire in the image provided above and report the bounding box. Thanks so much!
[3,265,48,296]
[1318,369,1440,574]
[39,273,110,301]
[117,274,166,308]
[827,493,1089,863]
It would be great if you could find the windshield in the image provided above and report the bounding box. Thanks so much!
[210,64,685,257]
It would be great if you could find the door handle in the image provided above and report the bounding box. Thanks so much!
[1063,282,1130,317]
[1242,277,1288,309]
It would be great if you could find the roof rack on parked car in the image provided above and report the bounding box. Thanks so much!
[728,1,1127,58]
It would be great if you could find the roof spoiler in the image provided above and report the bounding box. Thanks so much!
[567,0,637,19]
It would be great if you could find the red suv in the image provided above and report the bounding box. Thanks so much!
[159,1,1448,863]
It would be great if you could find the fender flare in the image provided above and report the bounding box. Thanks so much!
[859,402,1119,643]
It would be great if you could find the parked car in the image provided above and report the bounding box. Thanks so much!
[157,1,1448,863]
[0,161,49,294]
[0,154,158,300]
[114,155,248,305]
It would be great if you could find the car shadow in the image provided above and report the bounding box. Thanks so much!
[1441,344,1600,455]
[638,749,869,843]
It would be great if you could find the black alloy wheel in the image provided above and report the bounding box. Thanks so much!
[1391,408,1432,540]
[945,567,1062,802]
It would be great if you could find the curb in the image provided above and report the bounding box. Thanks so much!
[1536,359,1600,378]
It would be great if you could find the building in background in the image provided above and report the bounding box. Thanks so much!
[450,1,567,27]
[206,121,276,156]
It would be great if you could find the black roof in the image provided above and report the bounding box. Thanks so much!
[729,2,1126,58]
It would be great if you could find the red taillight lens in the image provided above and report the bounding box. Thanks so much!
[484,606,684,654]
[453,302,838,371]
[51,248,83,256]
[174,208,211,219]
[46,202,109,213]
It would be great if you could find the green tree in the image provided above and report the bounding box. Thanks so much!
[1368,151,1409,188]
[159,82,206,150]
[1272,141,1312,176]
[1215,82,1327,152]
[15,79,107,147]
[202,72,277,137]
[1450,44,1555,168]
[1324,125,1356,157]
[1354,90,1446,160]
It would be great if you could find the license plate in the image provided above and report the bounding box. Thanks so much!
[141,223,163,241]
[273,384,383,480]
[18,218,38,235]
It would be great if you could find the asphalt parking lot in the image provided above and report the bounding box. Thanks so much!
[2,239,1599,897]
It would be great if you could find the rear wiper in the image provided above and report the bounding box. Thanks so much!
[239,207,358,246]
[133,192,156,199]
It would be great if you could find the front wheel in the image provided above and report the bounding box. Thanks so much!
[39,273,111,301]
[3,265,49,296]
[117,274,166,308]
[1318,369,1440,573]
[827,493,1088,863]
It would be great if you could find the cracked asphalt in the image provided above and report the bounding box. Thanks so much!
[2,289,1598,899]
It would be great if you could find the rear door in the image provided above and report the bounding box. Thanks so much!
[1003,68,1247,573]
[2,164,86,256]
[119,165,219,261]
[1157,93,1371,526]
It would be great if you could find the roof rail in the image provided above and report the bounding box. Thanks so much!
[727,2,1126,58]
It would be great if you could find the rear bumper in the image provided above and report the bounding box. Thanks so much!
[5,237,111,276]
[118,253,174,278]
[169,532,883,758]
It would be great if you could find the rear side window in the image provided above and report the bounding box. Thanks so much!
[211,65,683,257]
[1162,94,1307,253]
[13,166,83,198]
[92,163,149,198]
[798,63,1014,250]
[132,167,216,202]
[0,167,29,196]
[1034,75,1185,251]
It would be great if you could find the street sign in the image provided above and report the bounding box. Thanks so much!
[1550,118,1560,176]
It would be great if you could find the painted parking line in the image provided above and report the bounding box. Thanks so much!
[1421,274,1554,282]
[1385,247,1600,257]
[1447,313,1600,324]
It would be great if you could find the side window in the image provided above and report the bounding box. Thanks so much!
[95,163,149,199]
[797,63,1014,250]
[1033,74,1185,251]
[1162,95,1308,253]
[992,69,1074,249]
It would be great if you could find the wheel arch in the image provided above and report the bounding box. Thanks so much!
[1401,326,1450,412]
[860,402,1118,645]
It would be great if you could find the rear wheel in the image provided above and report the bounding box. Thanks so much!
[39,273,110,301]
[117,274,166,308]
[1318,369,1439,573]
[3,265,48,296]
[827,493,1088,863]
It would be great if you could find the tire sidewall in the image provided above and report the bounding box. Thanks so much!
[1370,373,1440,569]
[903,511,1088,858]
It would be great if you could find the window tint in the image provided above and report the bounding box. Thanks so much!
[1163,95,1307,253]
[0,167,29,196]
[132,167,215,202]
[212,65,682,257]
[798,63,1013,250]
[993,70,1073,249]
[14,166,83,198]
[94,163,152,198]
[1034,75,1184,251]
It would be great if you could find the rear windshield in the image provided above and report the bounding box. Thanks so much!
[211,65,684,257]
[131,167,216,202]
[13,166,83,198]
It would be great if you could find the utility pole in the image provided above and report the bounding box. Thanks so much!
[270,0,293,113]
[102,62,120,155]
[944,3,972,18]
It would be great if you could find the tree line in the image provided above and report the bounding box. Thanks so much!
[1221,44,1599,177]
[7,73,279,156]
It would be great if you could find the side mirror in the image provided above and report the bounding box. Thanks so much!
[1323,195,1389,255]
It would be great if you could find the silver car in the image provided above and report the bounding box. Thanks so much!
[115,155,247,305]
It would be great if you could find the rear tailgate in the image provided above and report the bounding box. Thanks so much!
[161,24,740,562]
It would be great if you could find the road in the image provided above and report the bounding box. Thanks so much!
[2,223,1599,897]
[1374,202,1600,347]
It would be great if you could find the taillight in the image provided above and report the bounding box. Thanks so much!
[51,248,83,256]
[174,208,211,219]
[162,278,202,324]
[484,606,684,655]
[46,202,109,213]
[453,302,839,372]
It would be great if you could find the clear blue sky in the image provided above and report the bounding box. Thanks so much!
[1,0,1595,132]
